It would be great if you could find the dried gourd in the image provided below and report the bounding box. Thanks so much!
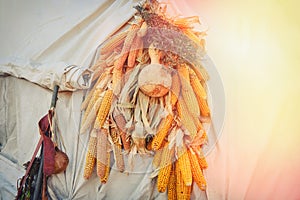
[138,45,172,97]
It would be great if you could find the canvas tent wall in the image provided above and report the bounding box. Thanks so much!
[1,1,220,199]
[2,0,299,200]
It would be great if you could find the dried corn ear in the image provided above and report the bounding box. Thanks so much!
[198,97,210,117]
[152,114,174,151]
[114,52,129,70]
[190,64,209,81]
[188,148,206,190]
[81,72,106,111]
[94,89,113,129]
[105,51,119,67]
[120,131,131,151]
[177,64,190,82]
[175,161,191,200]
[127,36,142,68]
[170,72,181,107]
[192,146,208,169]
[96,129,108,179]
[157,162,172,192]
[110,127,125,172]
[178,64,200,117]
[157,143,175,192]
[112,63,123,93]
[121,21,142,55]
[100,31,127,55]
[176,96,198,138]
[80,96,103,134]
[159,143,175,169]
[167,164,177,200]
[83,134,97,179]
[100,152,111,183]
[189,67,207,99]
[177,146,192,186]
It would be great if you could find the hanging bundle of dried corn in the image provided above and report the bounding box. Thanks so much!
[80,0,211,196]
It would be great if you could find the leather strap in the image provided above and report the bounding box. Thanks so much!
[16,136,43,197]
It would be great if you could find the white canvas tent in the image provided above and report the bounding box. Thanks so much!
[1,0,219,199]
[1,0,300,200]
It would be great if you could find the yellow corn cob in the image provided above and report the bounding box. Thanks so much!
[112,63,123,93]
[113,112,126,132]
[189,67,207,99]
[159,143,175,168]
[110,127,125,172]
[94,89,113,129]
[152,114,173,151]
[114,52,129,70]
[105,51,119,67]
[178,64,200,117]
[114,22,141,70]
[96,129,108,179]
[80,96,103,134]
[82,89,102,123]
[177,64,190,82]
[121,22,142,54]
[197,130,208,146]
[157,163,172,192]
[176,96,198,138]
[137,21,148,37]
[177,146,192,186]
[190,64,209,81]
[127,36,142,68]
[195,118,204,133]
[170,72,181,107]
[83,135,97,179]
[198,97,210,117]
[198,154,208,170]
[157,143,175,192]
[175,161,191,200]
[100,31,127,55]
[81,72,107,111]
[192,146,208,169]
[167,164,177,200]
[112,113,131,150]
[100,151,110,183]
[188,148,206,190]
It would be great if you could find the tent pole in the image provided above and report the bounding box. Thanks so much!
[33,85,59,200]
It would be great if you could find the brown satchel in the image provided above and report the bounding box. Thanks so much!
[39,110,69,176]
